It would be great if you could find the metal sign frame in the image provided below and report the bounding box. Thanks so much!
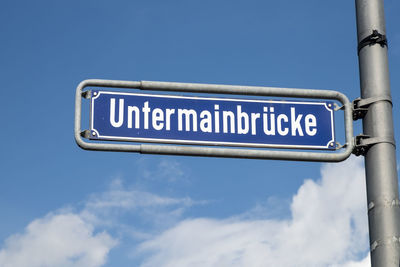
[75,79,354,162]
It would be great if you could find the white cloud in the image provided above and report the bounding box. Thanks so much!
[137,157,370,267]
[0,157,371,267]
[0,213,117,267]
[332,254,370,267]
[0,176,203,267]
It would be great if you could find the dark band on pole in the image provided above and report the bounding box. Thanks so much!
[358,30,388,54]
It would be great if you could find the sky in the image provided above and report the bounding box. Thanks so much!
[0,0,399,266]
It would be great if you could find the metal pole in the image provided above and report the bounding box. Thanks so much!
[355,0,400,266]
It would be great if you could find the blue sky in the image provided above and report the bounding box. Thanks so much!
[0,0,399,266]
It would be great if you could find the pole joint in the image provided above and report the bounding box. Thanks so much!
[368,198,400,212]
[370,236,400,253]
[352,135,396,156]
[352,96,393,120]
[358,29,388,54]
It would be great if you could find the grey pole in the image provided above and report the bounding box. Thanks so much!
[355,0,400,266]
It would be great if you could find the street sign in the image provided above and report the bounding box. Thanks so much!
[90,90,335,150]
[75,79,354,162]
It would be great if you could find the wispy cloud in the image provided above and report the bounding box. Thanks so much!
[135,158,189,183]
[85,188,196,211]
[82,177,207,228]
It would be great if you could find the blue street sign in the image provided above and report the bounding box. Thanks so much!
[90,90,335,150]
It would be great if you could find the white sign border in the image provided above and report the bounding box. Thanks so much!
[90,91,335,150]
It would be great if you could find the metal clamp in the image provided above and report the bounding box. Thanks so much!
[352,99,369,120]
[358,30,388,54]
[353,135,396,156]
[352,96,392,120]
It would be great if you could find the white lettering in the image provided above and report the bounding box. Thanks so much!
[290,107,303,136]
[263,107,275,135]
[237,105,249,134]
[277,114,289,136]
[223,111,235,133]
[251,113,260,135]
[214,105,220,133]
[200,110,212,133]
[110,98,124,128]
[142,101,151,129]
[178,109,197,131]
[305,114,317,136]
[107,98,322,141]
[165,109,175,131]
[127,105,140,129]
[152,108,164,130]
